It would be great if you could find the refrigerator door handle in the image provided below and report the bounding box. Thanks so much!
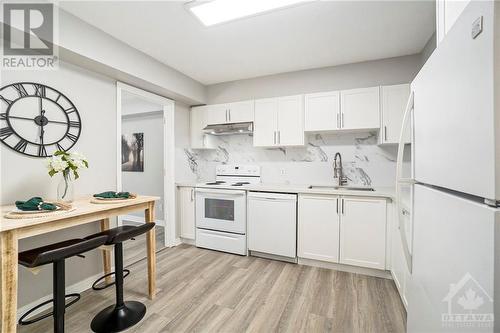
[396,90,415,273]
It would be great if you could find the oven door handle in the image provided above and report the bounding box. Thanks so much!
[195,188,246,196]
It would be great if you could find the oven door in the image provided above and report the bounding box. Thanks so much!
[195,188,246,234]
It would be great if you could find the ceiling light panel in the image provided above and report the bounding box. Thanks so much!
[188,0,310,26]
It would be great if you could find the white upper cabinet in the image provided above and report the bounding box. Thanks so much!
[339,197,387,270]
[254,95,304,147]
[298,194,340,263]
[190,106,216,149]
[253,98,278,147]
[304,91,340,131]
[207,100,254,125]
[277,95,304,146]
[228,100,254,123]
[340,87,380,131]
[380,84,410,144]
[207,104,228,125]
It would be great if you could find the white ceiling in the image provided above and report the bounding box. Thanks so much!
[59,1,435,85]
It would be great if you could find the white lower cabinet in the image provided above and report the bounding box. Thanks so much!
[178,186,195,240]
[298,195,387,270]
[339,197,387,269]
[298,194,340,262]
[248,192,297,258]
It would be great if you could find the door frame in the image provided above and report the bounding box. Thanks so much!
[116,82,176,247]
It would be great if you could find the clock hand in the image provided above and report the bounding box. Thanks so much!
[6,115,68,125]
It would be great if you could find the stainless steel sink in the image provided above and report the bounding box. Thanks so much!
[308,185,375,191]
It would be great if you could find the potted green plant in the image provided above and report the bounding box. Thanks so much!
[46,151,88,202]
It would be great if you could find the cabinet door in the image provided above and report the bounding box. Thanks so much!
[179,187,195,239]
[298,195,340,263]
[228,100,254,123]
[277,95,304,146]
[381,84,410,144]
[207,104,229,125]
[340,87,380,130]
[304,91,340,131]
[339,197,386,269]
[254,98,278,147]
[190,106,216,149]
[248,193,297,258]
[190,106,207,149]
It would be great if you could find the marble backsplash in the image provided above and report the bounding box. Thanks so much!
[181,132,399,187]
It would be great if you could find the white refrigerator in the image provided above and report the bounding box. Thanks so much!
[396,1,500,332]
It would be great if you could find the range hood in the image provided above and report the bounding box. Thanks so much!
[203,122,253,135]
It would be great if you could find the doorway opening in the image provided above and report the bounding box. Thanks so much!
[116,82,175,266]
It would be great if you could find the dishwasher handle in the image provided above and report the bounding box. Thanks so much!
[247,192,297,201]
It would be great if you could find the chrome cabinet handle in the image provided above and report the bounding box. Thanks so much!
[342,198,345,215]
[341,112,345,128]
[337,113,340,129]
[273,131,276,144]
[384,126,388,141]
[229,109,231,122]
[336,198,339,214]
[278,131,280,144]
[191,188,194,202]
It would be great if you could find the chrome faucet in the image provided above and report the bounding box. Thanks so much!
[333,152,348,186]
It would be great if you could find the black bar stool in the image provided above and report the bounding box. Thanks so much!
[86,223,155,333]
[18,236,108,333]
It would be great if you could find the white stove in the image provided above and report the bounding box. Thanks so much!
[195,165,260,255]
[202,165,261,187]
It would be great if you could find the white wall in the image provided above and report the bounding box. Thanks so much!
[122,113,164,219]
[1,61,116,307]
[207,54,421,103]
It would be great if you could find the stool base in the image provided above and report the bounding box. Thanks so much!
[90,301,146,333]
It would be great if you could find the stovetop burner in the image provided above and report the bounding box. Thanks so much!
[232,182,250,186]
[205,181,226,185]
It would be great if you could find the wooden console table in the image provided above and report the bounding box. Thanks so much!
[0,195,159,333]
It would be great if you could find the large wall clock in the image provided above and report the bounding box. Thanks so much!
[0,82,82,157]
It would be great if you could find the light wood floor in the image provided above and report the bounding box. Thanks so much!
[19,244,406,333]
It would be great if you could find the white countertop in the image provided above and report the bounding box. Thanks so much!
[176,182,395,200]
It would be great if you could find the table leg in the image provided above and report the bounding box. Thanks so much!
[100,218,113,284]
[1,230,18,333]
[145,202,156,299]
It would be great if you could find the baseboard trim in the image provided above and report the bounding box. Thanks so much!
[17,270,108,320]
[298,258,392,279]
[179,237,195,246]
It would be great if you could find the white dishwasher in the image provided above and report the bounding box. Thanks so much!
[247,192,297,259]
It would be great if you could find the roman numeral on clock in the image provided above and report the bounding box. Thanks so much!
[14,139,28,153]
[66,133,78,143]
[0,113,7,120]
[33,84,46,97]
[69,121,80,128]
[38,145,47,157]
[64,107,76,114]
[12,84,28,97]
[0,95,12,106]
[0,127,13,140]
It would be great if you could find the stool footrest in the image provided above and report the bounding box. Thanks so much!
[92,269,130,291]
[19,293,80,326]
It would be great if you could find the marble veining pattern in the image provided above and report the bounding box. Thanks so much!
[183,132,398,186]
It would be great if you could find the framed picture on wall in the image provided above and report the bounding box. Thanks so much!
[122,133,144,172]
